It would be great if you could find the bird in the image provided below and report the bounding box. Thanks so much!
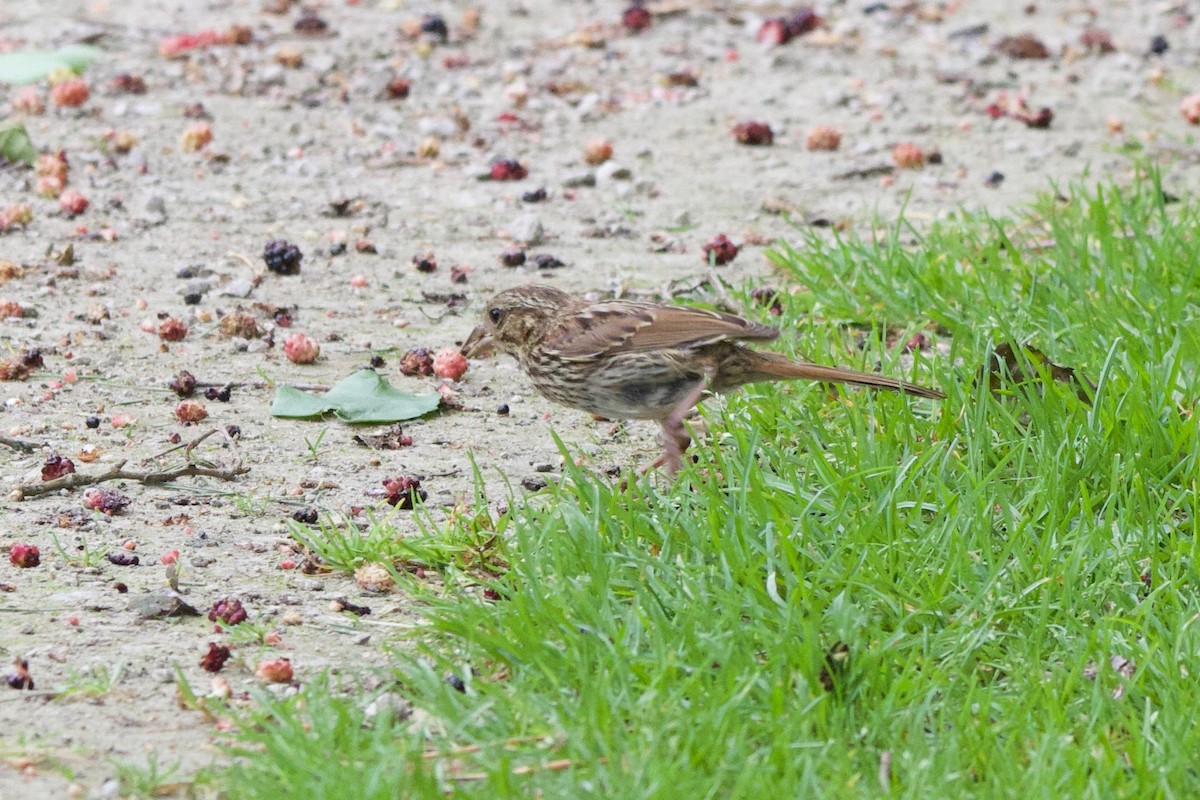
[461,284,944,476]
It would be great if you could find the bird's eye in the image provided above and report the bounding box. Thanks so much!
[489,307,502,324]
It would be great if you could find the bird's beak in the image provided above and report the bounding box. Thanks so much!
[461,326,495,358]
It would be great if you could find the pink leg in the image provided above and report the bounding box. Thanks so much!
[643,378,708,477]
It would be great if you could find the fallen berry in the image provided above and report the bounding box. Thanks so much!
[0,300,24,319]
[41,455,76,481]
[85,415,101,428]
[180,122,213,152]
[622,3,652,32]
[499,248,526,267]
[449,264,472,284]
[9,543,40,568]
[107,73,147,94]
[5,658,34,690]
[83,488,132,515]
[354,562,394,592]
[175,400,208,424]
[1180,93,1200,125]
[199,643,232,673]
[489,159,528,181]
[50,77,89,107]
[750,287,783,315]
[218,312,261,339]
[756,17,790,46]
[583,139,613,165]
[521,186,548,203]
[892,142,925,169]
[36,151,69,183]
[786,8,822,37]
[161,550,180,565]
[292,507,319,525]
[384,77,411,99]
[420,14,449,42]
[169,370,198,396]
[209,597,248,626]
[732,121,774,146]
[11,87,44,114]
[413,252,438,273]
[158,317,188,341]
[433,348,469,380]
[399,348,434,376]
[263,240,303,274]
[255,657,294,683]
[382,476,426,509]
[805,125,842,151]
[283,333,320,364]
[1080,28,1115,54]
[36,176,65,198]
[702,234,739,265]
[533,253,564,269]
[59,189,89,216]
[995,33,1049,59]
[106,551,139,567]
[158,28,244,58]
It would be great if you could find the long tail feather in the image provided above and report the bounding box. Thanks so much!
[721,350,945,400]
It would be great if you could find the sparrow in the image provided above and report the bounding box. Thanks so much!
[462,284,943,476]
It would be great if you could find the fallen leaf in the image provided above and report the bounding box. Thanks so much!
[270,368,441,423]
[981,342,1096,402]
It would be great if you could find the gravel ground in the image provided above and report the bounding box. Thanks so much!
[2,0,1199,796]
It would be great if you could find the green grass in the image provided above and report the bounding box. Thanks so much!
[218,177,1199,799]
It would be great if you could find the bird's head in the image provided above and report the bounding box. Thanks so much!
[461,285,574,359]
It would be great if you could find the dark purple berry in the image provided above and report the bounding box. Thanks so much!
[292,507,319,525]
[533,253,564,270]
[263,240,303,275]
[85,416,101,429]
[521,187,547,203]
[499,248,526,267]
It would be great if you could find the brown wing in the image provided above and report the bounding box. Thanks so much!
[545,301,779,359]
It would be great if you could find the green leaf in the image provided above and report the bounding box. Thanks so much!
[0,45,101,84]
[0,122,38,164]
[269,369,441,424]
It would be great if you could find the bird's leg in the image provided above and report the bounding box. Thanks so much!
[644,376,710,477]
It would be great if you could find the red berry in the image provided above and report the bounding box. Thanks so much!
[283,333,320,364]
[9,543,40,568]
[732,121,774,146]
[158,317,188,341]
[382,476,426,509]
[59,189,89,216]
[208,597,248,626]
[702,234,739,265]
[50,77,90,107]
[432,348,468,380]
[199,643,232,673]
[83,487,131,515]
[175,400,208,424]
[255,657,293,683]
[41,455,76,481]
[489,159,528,181]
[622,4,652,32]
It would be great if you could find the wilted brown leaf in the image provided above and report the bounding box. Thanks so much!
[981,342,1096,402]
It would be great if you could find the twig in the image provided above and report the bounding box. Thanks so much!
[0,436,40,453]
[182,380,332,392]
[12,430,248,500]
[449,757,604,782]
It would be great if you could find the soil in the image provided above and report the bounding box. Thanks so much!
[1,1,1197,796]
